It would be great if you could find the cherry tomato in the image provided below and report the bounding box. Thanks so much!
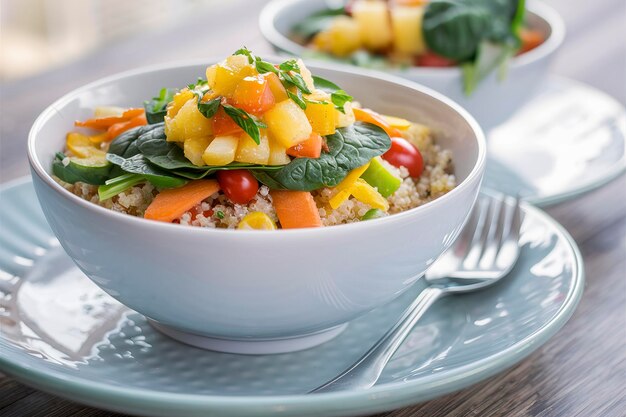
[216,170,259,204]
[382,137,424,178]
[416,51,456,68]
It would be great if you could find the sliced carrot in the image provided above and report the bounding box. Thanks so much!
[107,113,147,140]
[75,108,145,130]
[271,190,322,229]
[287,132,323,158]
[353,108,402,138]
[519,28,544,54]
[144,180,220,223]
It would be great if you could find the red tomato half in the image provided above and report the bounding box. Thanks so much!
[216,170,259,204]
[382,137,424,178]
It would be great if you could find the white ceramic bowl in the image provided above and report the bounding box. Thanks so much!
[260,0,565,128]
[28,61,486,354]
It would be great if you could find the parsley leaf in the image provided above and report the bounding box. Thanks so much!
[330,90,353,114]
[233,47,255,64]
[222,104,267,145]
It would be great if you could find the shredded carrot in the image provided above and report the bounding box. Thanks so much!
[75,108,145,130]
[519,29,545,54]
[144,180,220,223]
[271,190,322,229]
[353,108,402,138]
[107,113,147,140]
[287,132,323,158]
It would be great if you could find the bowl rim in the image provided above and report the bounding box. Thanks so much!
[258,0,566,77]
[28,58,486,237]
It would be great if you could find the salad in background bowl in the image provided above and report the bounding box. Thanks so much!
[260,0,565,127]
[28,53,485,353]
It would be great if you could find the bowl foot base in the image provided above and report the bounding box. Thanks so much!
[148,321,348,354]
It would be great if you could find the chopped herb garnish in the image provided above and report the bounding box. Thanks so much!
[287,90,307,110]
[330,90,353,114]
[222,104,267,145]
[197,96,222,119]
[215,210,225,219]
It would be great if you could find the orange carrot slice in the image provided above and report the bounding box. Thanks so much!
[271,190,322,229]
[144,180,220,223]
[519,28,545,54]
[353,108,402,138]
[107,113,147,140]
[287,132,323,158]
[75,108,145,130]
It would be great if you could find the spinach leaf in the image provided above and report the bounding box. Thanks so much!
[144,88,177,124]
[291,8,345,41]
[106,153,187,188]
[173,163,284,180]
[251,122,390,191]
[222,104,266,144]
[108,123,163,158]
[52,152,111,185]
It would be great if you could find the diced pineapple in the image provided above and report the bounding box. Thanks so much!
[352,0,392,51]
[206,55,257,97]
[184,136,211,166]
[264,99,313,147]
[165,98,213,142]
[166,89,195,118]
[235,132,270,164]
[335,101,356,128]
[265,73,289,102]
[202,135,239,166]
[268,137,292,165]
[391,6,426,55]
[296,59,316,92]
[312,16,361,57]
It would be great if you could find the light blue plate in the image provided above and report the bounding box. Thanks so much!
[0,178,584,417]
[484,77,626,206]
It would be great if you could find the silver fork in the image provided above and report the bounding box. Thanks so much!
[310,194,522,393]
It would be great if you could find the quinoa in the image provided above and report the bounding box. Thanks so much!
[55,121,456,228]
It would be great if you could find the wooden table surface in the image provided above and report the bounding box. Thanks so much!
[1,1,624,416]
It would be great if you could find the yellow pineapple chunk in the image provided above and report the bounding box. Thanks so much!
[166,89,195,118]
[202,135,239,166]
[391,6,426,55]
[266,73,289,102]
[165,98,213,142]
[268,137,292,165]
[236,132,270,164]
[312,16,361,57]
[264,100,313,147]
[304,91,336,136]
[296,59,316,92]
[335,101,356,128]
[184,136,212,166]
[352,0,392,51]
[206,55,257,97]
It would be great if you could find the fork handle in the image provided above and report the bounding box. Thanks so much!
[310,286,446,393]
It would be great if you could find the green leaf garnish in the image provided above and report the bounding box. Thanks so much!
[330,89,353,113]
[222,104,267,145]
[197,96,222,119]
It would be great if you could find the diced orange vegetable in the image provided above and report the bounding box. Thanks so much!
[75,108,145,130]
[232,75,275,114]
[287,132,322,158]
[212,107,243,136]
[265,73,289,102]
[88,132,111,144]
[270,190,322,229]
[144,180,220,223]
[519,28,544,54]
[107,113,147,140]
[353,108,402,138]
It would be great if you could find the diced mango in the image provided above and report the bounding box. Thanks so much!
[268,137,292,165]
[202,135,239,166]
[312,16,361,57]
[264,100,313,148]
[305,101,336,136]
[165,98,213,142]
[236,132,270,164]
[352,0,392,51]
[184,136,212,166]
[206,55,257,97]
[391,6,426,55]
[351,178,389,211]
[335,101,356,128]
